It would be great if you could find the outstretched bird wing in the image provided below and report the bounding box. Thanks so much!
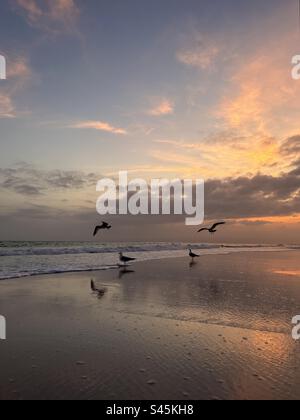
[198,228,209,233]
[211,222,226,230]
[93,226,100,236]
[93,222,111,236]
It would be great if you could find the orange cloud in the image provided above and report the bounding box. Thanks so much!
[152,29,300,180]
[218,39,300,139]
[71,120,127,135]
[236,215,300,225]
[153,134,281,179]
[149,99,174,116]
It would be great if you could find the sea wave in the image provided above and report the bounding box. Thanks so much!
[0,241,294,281]
[0,242,218,257]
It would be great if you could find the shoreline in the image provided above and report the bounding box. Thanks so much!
[1,251,300,400]
[0,247,296,282]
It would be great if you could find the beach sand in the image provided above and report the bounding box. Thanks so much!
[1,251,300,400]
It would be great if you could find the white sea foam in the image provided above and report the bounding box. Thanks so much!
[0,241,292,280]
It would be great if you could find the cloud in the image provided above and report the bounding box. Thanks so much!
[153,133,282,179]
[48,0,79,23]
[14,0,79,34]
[0,56,32,118]
[7,57,31,81]
[235,220,272,227]
[71,120,127,135]
[0,93,15,118]
[0,163,99,196]
[2,158,300,229]
[217,37,300,138]
[150,148,201,168]
[280,136,300,158]
[1,155,300,241]
[13,184,44,196]
[15,0,42,21]
[136,136,300,220]
[148,99,174,116]
[204,164,300,220]
[177,32,219,70]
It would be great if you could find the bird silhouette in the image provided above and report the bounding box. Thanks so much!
[198,222,226,234]
[189,248,200,259]
[93,222,112,236]
[119,252,136,266]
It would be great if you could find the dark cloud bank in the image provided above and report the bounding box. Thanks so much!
[1,137,300,242]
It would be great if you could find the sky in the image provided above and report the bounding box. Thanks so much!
[0,0,300,243]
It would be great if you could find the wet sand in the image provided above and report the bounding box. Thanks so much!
[1,251,300,400]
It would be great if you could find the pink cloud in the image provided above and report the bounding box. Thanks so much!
[177,32,220,70]
[14,0,79,33]
[71,120,127,135]
[148,99,174,116]
[0,56,32,118]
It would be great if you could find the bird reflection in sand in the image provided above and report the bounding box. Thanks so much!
[189,260,198,268]
[189,248,200,268]
[90,280,107,299]
[118,267,135,279]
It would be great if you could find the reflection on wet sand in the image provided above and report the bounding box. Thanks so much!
[90,279,107,299]
[1,252,300,400]
[104,253,300,336]
[118,267,135,279]
[189,260,198,268]
[273,270,300,277]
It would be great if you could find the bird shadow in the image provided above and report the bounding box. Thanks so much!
[90,280,107,300]
[189,260,198,268]
[118,267,136,279]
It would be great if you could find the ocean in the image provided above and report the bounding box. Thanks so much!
[0,241,295,281]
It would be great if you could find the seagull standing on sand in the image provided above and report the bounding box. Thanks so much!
[189,249,200,260]
[119,252,136,266]
[93,222,112,237]
[198,222,226,234]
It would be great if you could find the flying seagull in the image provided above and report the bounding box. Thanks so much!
[93,222,112,237]
[198,222,226,233]
[189,249,200,260]
[119,252,136,266]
